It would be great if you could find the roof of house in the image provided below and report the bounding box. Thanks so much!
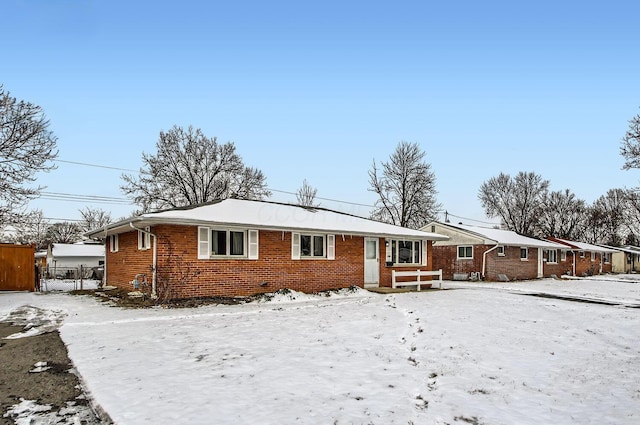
[427,222,566,249]
[86,199,449,240]
[597,244,640,254]
[548,238,619,253]
[51,243,105,258]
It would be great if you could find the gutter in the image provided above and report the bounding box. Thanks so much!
[482,244,500,280]
[130,222,158,299]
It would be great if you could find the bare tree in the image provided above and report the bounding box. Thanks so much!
[478,171,550,236]
[46,222,82,244]
[368,141,441,229]
[621,109,640,170]
[624,188,640,244]
[0,85,58,225]
[537,189,587,239]
[296,179,319,207]
[4,209,50,249]
[121,125,270,212]
[585,189,627,246]
[79,207,113,233]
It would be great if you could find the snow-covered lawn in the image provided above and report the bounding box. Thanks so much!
[1,276,639,424]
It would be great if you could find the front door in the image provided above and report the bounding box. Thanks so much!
[537,247,544,278]
[364,237,380,285]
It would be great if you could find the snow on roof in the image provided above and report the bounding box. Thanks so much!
[51,243,105,258]
[134,199,448,240]
[550,238,618,253]
[441,223,566,248]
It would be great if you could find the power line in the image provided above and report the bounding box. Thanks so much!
[52,158,377,208]
[54,159,138,173]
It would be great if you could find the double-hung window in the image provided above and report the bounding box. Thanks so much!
[198,227,259,259]
[603,252,611,263]
[520,247,528,261]
[546,249,558,264]
[291,233,335,260]
[138,228,151,250]
[457,245,473,260]
[497,246,505,256]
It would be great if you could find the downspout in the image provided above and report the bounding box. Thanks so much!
[130,223,158,299]
[572,250,577,276]
[103,226,108,287]
[482,244,500,280]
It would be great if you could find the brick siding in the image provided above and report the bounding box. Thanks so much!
[106,225,437,298]
[433,245,541,281]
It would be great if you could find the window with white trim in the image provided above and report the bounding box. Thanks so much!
[109,234,119,253]
[561,250,567,262]
[198,227,259,259]
[390,239,423,264]
[520,247,528,260]
[138,228,151,250]
[291,233,335,260]
[497,246,505,256]
[457,245,473,259]
[603,252,611,263]
[546,249,558,264]
[579,251,585,258]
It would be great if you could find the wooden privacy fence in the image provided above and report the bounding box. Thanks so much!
[0,243,35,291]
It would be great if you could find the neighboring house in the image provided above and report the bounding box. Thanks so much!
[545,238,617,276]
[41,243,105,278]
[620,245,640,273]
[423,222,566,281]
[597,245,640,273]
[85,199,448,299]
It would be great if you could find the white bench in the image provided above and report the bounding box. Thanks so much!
[391,269,443,290]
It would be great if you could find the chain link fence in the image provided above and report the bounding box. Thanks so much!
[37,265,103,292]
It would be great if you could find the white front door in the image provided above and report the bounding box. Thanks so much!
[364,237,380,285]
[537,247,544,278]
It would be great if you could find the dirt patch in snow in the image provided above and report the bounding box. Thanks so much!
[0,322,105,424]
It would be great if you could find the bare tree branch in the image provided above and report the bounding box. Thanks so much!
[121,125,270,212]
[368,141,441,229]
[0,85,58,225]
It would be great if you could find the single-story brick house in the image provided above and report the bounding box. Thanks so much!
[422,222,566,281]
[602,245,640,273]
[545,238,617,276]
[85,199,448,299]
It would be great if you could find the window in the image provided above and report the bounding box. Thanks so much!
[291,233,335,260]
[497,246,505,256]
[301,234,325,257]
[561,250,567,262]
[198,227,259,260]
[389,239,423,264]
[138,228,151,250]
[457,245,473,259]
[579,251,585,258]
[546,249,558,264]
[520,247,528,261]
[212,229,245,256]
[603,252,611,263]
[109,234,119,253]
[590,251,596,262]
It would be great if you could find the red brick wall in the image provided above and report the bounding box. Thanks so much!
[542,250,573,277]
[107,226,371,298]
[432,245,542,281]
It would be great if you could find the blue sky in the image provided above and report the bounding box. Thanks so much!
[3,0,639,225]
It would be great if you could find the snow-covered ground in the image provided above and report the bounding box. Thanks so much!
[1,275,639,424]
